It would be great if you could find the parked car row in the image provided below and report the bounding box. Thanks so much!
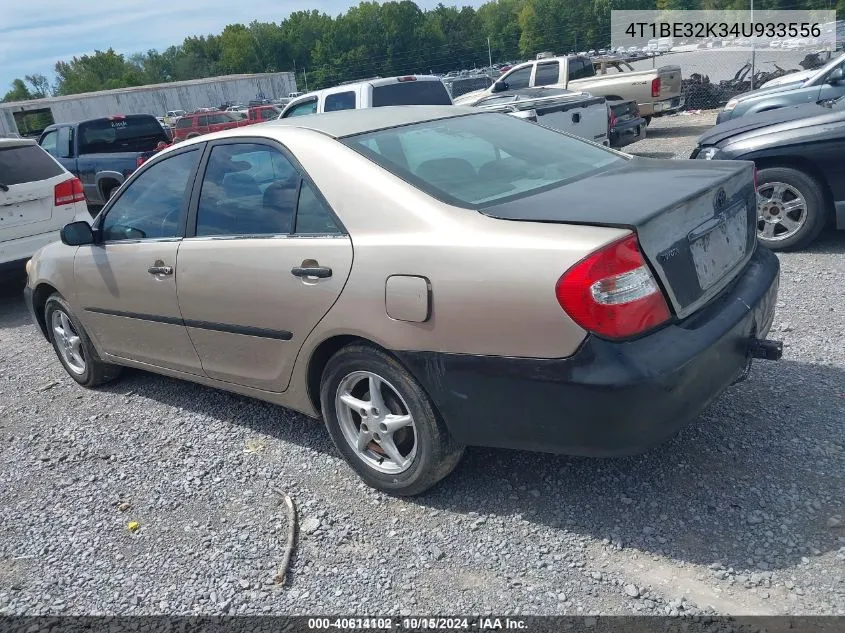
[696,52,845,250]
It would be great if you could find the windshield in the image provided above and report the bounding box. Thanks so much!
[341,113,624,208]
[77,115,168,154]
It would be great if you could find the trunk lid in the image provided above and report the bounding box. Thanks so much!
[480,157,757,319]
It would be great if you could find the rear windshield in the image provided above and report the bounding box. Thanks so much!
[341,113,623,208]
[371,80,452,107]
[0,144,64,186]
[77,116,168,155]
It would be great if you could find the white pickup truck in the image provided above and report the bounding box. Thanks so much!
[453,55,683,120]
[466,87,610,146]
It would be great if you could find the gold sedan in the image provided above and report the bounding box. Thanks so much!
[24,106,782,495]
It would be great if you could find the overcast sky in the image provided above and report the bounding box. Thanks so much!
[1,0,484,92]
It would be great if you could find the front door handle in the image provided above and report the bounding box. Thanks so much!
[148,265,173,276]
[291,266,332,279]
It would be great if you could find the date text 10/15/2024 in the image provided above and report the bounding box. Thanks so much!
[307,617,528,630]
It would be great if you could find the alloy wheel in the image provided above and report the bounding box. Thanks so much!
[335,371,418,474]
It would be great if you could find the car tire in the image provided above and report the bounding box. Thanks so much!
[320,343,464,496]
[756,166,828,251]
[44,294,122,388]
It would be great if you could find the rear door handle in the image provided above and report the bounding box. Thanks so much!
[148,265,173,276]
[291,266,332,278]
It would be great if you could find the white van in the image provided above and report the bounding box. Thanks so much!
[0,138,90,279]
[278,76,452,118]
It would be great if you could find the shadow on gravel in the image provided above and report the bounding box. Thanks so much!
[630,151,675,159]
[0,280,29,330]
[92,350,844,576]
[795,228,845,255]
[644,122,714,139]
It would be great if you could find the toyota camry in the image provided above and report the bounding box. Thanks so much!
[24,106,782,495]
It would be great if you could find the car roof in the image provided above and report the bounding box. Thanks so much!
[265,105,477,138]
[0,137,37,148]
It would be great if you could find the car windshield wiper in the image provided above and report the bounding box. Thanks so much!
[0,183,8,192]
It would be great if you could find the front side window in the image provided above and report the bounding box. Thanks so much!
[343,113,623,208]
[283,99,318,118]
[325,91,356,112]
[502,67,532,90]
[40,131,58,155]
[101,149,200,241]
[195,143,300,236]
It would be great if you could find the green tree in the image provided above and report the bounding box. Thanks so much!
[2,79,33,102]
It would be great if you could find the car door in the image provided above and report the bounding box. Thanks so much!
[72,145,206,374]
[175,139,353,391]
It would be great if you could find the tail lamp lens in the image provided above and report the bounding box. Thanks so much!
[651,77,661,97]
[54,177,86,206]
[555,234,671,339]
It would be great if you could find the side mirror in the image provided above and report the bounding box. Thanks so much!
[60,221,95,246]
[491,80,509,93]
[827,67,843,84]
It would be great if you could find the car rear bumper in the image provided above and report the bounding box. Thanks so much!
[651,95,685,115]
[0,230,61,269]
[396,247,780,457]
[610,117,647,148]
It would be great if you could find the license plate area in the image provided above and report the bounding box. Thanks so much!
[690,202,748,291]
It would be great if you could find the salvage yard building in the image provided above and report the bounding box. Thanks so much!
[0,71,298,137]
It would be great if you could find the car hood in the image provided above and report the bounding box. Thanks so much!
[761,70,816,88]
[700,102,831,145]
[730,80,809,104]
[452,89,489,105]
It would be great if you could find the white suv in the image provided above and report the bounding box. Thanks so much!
[0,138,90,280]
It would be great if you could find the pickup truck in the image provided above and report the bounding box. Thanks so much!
[468,87,610,146]
[38,114,170,209]
[247,105,282,122]
[279,75,452,118]
[453,55,682,120]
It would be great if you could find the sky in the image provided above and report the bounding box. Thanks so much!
[0,0,484,92]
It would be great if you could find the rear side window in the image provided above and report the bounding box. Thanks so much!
[343,113,622,208]
[77,116,168,155]
[0,144,64,185]
[371,80,452,107]
[534,62,559,86]
[325,91,356,112]
[568,58,596,81]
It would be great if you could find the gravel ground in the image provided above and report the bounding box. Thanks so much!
[0,117,843,617]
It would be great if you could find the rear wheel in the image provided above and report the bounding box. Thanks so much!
[320,344,464,496]
[45,294,122,387]
[756,166,827,251]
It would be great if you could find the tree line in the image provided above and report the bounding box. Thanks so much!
[4,0,840,102]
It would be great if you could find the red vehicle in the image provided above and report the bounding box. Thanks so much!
[171,111,250,141]
[247,105,282,122]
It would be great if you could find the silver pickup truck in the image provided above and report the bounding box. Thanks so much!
[453,55,683,120]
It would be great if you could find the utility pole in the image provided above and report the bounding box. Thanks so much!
[293,59,298,93]
[304,68,309,92]
[487,37,493,71]
[750,0,756,90]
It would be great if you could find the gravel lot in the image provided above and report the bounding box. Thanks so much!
[1,115,844,617]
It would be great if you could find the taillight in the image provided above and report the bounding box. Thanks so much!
[608,107,617,129]
[651,77,661,98]
[54,177,86,206]
[555,234,671,340]
[397,76,417,82]
[136,156,147,168]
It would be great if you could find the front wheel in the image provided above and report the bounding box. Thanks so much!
[755,166,828,251]
[320,344,464,496]
[45,294,122,387]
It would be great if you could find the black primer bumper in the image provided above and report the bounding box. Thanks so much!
[396,247,780,457]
